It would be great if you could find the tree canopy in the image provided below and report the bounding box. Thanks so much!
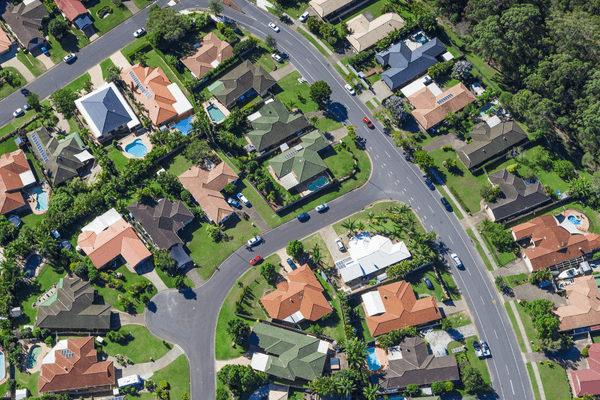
[146,6,192,49]
[309,81,332,108]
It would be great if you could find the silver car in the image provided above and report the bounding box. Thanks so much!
[247,236,262,246]
[335,238,345,252]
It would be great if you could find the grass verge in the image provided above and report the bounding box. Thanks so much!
[466,228,493,271]
[102,324,171,363]
[505,303,526,353]
[296,27,329,57]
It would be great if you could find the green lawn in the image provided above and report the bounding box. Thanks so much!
[16,264,66,328]
[534,361,571,400]
[465,228,493,271]
[0,135,19,155]
[62,73,92,94]
[160,149,193,176]
[406,264,460,301]
[332,201,422,235]
[16,50,46,77]
[526,363,542,400]
[154,266,194,289]
[351,299,375,343]
[215,254,281,360]
[101,324,171,363]
[279,0,311,18]
[514,301,540,350]
[121,37,149,59]
[445,311,471,329]
[505,302,527,353]
[479,227,516,267]
[21,210,47,227]
[365,100,375,110]
[447,337,491,396]
[301,232,334,269]
[107,146,130,171]
[138,355,190,400]
[315,116,343,133]
[47,30,89,64]
[274,70,320,114]
[100,58,116,80]
[463,336,491,386]
[132,0,152,9]
[504,273,529,288]
[15,370,39,397]
[0,67,25,98]
[93,263,158,314]
[323,145,354,179]
[244,42,290,73]
[89,0,133,34]
[295,27,329,57]
[300,272,345,342]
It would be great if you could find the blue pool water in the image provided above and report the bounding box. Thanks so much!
[479,102,495,117]
[307,176,328,191]
[34,188,49,211]
[414,33,427,43]
[0,351,4,380]
[366,347,381,371]
[207,104,226,123]
[125,139,148,158]
[568,215,582,226]
[23,254,42,278]
[26,345,41,369]
[174,115,194,136]
[386,397,405,400]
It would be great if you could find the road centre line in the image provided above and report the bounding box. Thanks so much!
[429,205,434,212]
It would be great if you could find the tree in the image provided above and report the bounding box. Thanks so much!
[259,262,277,284]
[227,319,250,344]
[480,184,500,202]
[154,249,177,273]
[553,160,576,181]
[206,224,220,241]
[569,177,592,199]
[50,88,78,118]
[461,363,489,393]
[183,139,211,164]
[384,95,408,126]
[309,81,332,108]
[406,384,420,395]
[217,365,266,396]
[26,92,40,110]
[417,11,438,32]
[309,243,322,266]
[452,60,472,81]
[208,0,223,16]
[73,262,88,277]
[174,275,186,289]
[341,219,357,237]
[223,182,236,196]
[431,381,445,394]
[118,295,132,311]
[413,150,434,169]
[146,6,192,49]
[48,18,69,40]
[286,239,304,259]
[362,384,378,400]
[105,66,123,84]
[444,381,454,392]
[265,35,277,51]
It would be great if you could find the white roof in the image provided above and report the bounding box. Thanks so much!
[387,345,403,360]
[42,339,69,365]
[251,352,269,372]
[441,51,454,61]
[486,115,501,128]
[118,375,141,387]
[81,208,121,234]
[400,76,442,97]
[283,310,305,324]
[317,340,329,354]
[74,150,94,162]
[265,98,275,104]
[279,173,299,190]
[167,83,193,116]
[15,389,28,400]
[361,291,386,316]
[247,111,262,122]
[96,336,104,343]
[19,170,36,186]
[210,60,220,68]
[471,82,485,96]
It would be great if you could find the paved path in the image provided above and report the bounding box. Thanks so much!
[88,64,104,89]
[0,48,35,82]
[437,299,468,316]
[423,133,466,152]
[239,202,271,233]
[113,310,146,326]
[186,268,204,288]
[37,53,54,69]
[138,267,169,292]
[214,355,251,372]
[423,324,477,356]
[110,51,131,70]
[122,0,140,15]
[269,63,296,81]
[110,344,184,379]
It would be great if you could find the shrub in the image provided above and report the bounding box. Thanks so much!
[442,145,454,152]
[583,346,589,357]
[159,381,169,389]
[347,49,374,69]
[553,160,576,181]
[449,186,471,215]
[506,163,519,173]
[480,184,500,202]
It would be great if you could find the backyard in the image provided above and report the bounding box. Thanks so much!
[107,146,130,171]
[299,272,345,342]
[102,324,172,363]
[16,263,66,328]
[15,370,39,397]
[350,298,375,343]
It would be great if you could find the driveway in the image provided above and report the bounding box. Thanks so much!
[269,63,296,81]
[111,344,185,379]
[423,324,477,356]
[504,284,569,306]
[0,47,35,82]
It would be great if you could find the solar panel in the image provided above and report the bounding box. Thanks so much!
[436,93,454,105]
[31,133,50,163]
[129,71,153,99]
[283,149,299,160]
[335,260,347,270]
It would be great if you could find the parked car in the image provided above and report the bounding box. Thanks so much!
[286,258,296,269]
[271,53,283,63]
[12,108,24,118]
[134,28,146,37]
[50,229,60,239]
[315,203,328,212]
[297,212,309,222]
[472,340,484,358]
[236,193,250,206]
[63,53,77,63]
[480,340,491,357]
[299,11,310,22]
[335,238,345,252]
[41,47,49,56]
[250,255,263,265]
[451,253,463,269]
[425,178,435,190]
[227,198,241,208]
[23,104,31,111]
[363,117,374,128]
[423,277,433,290]
[440,197,453,212]
[232,27,242,35]
[298,76,307,84]
[345,84,356,95]
[268,22,280,32]
[247,236,262,246]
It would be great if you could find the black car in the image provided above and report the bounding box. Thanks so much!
[441,197,453,212]
[232,27,242,35]
[425,178,435,190]
[423,277,434,290]
[297,212,309,222]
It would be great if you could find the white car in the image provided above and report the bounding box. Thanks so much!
[298,77,307,84]
[451,253,463,268]
[268,22,280,32]
[344,84,355,95]
[63,53,76,63]
[13,108,24,118]
[315,203,328,212]
[472,340,484,358]
[480,340,491,357]
[299,11,309,22]
[134,28,146,37]
[271,53,282,63]
[236,192,250,206]
[247,236,262,246]
[335,238,345,252]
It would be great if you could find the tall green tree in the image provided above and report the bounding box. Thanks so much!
[309,81,332,108]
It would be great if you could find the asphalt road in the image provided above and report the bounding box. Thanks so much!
[0,2,534,399]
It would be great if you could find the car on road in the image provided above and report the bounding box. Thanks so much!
[250,255,263,265]
[268,22,280,32]
[227,198,241,208]
[480,340,491,357]
[299,11,310,22]
[12,108,24,118]
[286,258,296,269]
[247,236,262,246]
[271,53,283,63]
[440,197,453,212]
[335,238,345,252]
[236,193,250,206]
[134,28,146,37]
[315,203,328,212]
[425,178,435,190]
[297,212,309,222]
[63,53,77,63]
[363,117,374,128]
[451,253,463,269]
[472,340,484,358]
[345,84,355,95]
[423,277,434,290]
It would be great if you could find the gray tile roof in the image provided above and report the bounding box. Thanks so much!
[247,101,311,152]
[79,85,133,135]
[209,60,276,106]
[1,0,48,49]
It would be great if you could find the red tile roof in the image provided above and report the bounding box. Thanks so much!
[408,83,476,130]
[181,32,233,79]
[261,264,333,321]
[556,276,600,332]
[54,0,87,21]
[39,337,115,393]
[0,150,31,214]
[571,344,600,396]
[0,27,13,54]
[364,281,440,337]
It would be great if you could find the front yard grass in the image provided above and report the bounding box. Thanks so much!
[323,145,354,179]
[154,266,194,289]
[479,226,516,267]
[101,324,171,363]
[406,264,460,301]
[63,72,92,93]
[93,263,158,314]
[0,135,19,155]
[89,1,133,34]
[132,0,152,9]
[514,301,540,350]
[504,273,529,288]
[447,336,492,396]
[534,361,571,400]
[0,67,25,98]
[100,58,116,80]
[445,311,471,329]
[465,228,493,271]
[332,201,424,237]
[526,363,542,400]
[138,355,190,400]
[505,302,527,353]
[279,0,310,18]
[244,42,289,73]
[47,30,89,64]
[16,50,46,77]
[274,70,320,114]
[315,116,343,133]
[301,233,334,268]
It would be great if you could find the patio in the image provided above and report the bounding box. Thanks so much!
[202,99,230,125]
[24,184,51,215]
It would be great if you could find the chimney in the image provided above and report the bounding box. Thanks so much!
[383,295,387,299]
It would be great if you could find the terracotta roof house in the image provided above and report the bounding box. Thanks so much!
[208,60,276,108]
[484,169,551,222]
[376,37,447,91]
[267,130,330,191]
[127,198,194,268]
[75,82,140,142]
[247,100,311,153]
[571,343,600,396]
[178,157,239,224]
[1,0,48,51]
[361,281,440,337]
[309,0,355,18]
[250,322,329,381]
[39,337,115,394]
[182,32,233,79]
[0,25,15,55]
[77,208,151,269]
[36,277,112,331]
[54,0,92,30]
[0,149,36,215]
[457,120,528,170]
[121,64,193,127]
[377,336,459,390]
[260,264,332,324]
[511,214,600,272]
[555,276,600,332]
[347,13,404,53]
[408,82,476,130]
[26,127,94,186]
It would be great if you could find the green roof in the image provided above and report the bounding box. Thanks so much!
[250,322,327,381]
[208,60,276,106]
[246,101,311,152]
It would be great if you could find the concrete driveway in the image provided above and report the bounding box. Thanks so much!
[423,324,477,356]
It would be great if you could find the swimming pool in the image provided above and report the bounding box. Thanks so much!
[0,351,4,380]
[125,139,148,158]
[414,33,428,43]
[34,188,49,211]
[479,103,496,117]
[23,254,42,278]
[307,176,328,191]
[174,115,194,136]
[568,215,582,226]
[207,104,226,123]
[26,345,41,369]
[60,240,72,250]
[366,347,381,371]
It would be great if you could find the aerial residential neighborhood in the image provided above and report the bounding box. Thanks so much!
[0,0,598,399]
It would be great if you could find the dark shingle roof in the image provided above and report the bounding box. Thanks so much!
[79,85,133,135]
[210,60,276,106]
[1,0,48,49]
[247,101,311,152]
[169,244,193,269]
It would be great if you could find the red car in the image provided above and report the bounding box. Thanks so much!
[250,255,263,265]
[363,117,374,128]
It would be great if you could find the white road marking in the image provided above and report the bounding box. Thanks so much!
[383,163,386,167]
[306,59,312,65]
[407,177,412,184]
[449,236,454,244]
[480,296,485,305]
[385,151,391,158]
[423,215,427,220]
[397,180,400,183]
[410,197,414,201]
[428,205,434,213]
[496,330,499,339]
[417,206,420,210]
[506,365,510,375]
[389,170,393,175]
[395,182,398,185]
[510,380,515,395]
[285,39,291,44]
[369,146,373,150]
[430,225,434,230]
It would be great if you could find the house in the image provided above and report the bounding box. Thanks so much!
[555,276,600,333]
[75,82,140,142]
[335,232,411,285]
[408,82,477,130]
[376,37,447,91]
[127,198,194,268]
[457,120,528,170]
[267,130,330,191]
[570,343,600,396]
[121,64,193,127]
[361,281,440,336]
[0,150,36,215]
[36,277,112,331]
[26,127,94,186]
[309,0,355,18]
[1,0,48,51]
[484,169,551,222]
[247,100,311,153]
[347,13,404,53]
[39,337,115,394]
[250,322,329,381]
[208,60,276,108]
[377,336,459,391]
[182,32,233,79]
[77,208,152,269]
[0,26,15,55]
[54,0,92,31]
[511,215,600,272]
[177,156,239,224]
[260,264,332,324]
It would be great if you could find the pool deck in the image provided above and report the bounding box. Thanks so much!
[119,132,154,159]
[562,209,590,233]
[24,342,50,374]
[202,99,230,125]
[24,184,51,215]
[21,252,46,281]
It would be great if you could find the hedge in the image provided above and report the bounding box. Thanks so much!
[449,186,471,215]
[200,54,241,82]
[124,43,152,64]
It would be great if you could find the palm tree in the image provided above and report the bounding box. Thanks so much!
[341,219,357,237]
[366,211,375,225]
[310,243,322,266]
[363,384,379,400]
[377,212,388,224]
[357,222,366,233]
[336,376,355,399]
